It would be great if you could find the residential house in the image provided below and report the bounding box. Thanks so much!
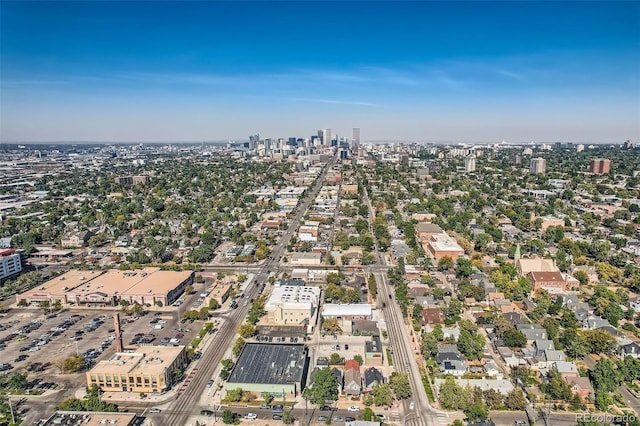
[567,377,594,402]
[363,367,384,392]
[553,361,579,379]
[621,342,640,359]
[436,345,468,376]
[534,340,555,357]
[573,265,599,284]
[343,367,362,397]
[61,230,93,248]
[516,324,548,341]
[421,308,443,326]
[496,347,524,368]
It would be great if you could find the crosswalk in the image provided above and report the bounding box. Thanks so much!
[387,411,452,426]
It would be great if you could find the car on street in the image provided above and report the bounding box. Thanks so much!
[319,406,331,411]
[244,413,257,419]
[200,410,213,417]
[149,408,161,413]
[514,421,526,426]
[272,415,282,420]
[347,406,360,412]
[409,401,415,410]
[207,379,214,387]
[318,416,327,421]
[345,417,356,422]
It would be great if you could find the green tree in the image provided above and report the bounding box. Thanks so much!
[504,389,527,410]
[222,409,235,424]
[238,323,257,338]
[438,378,469,410]
[464,404,488,423]
[457,329,486,360]
[438,256,454,271]
[302,368,339,406]
[61,355,85,373]
[503,329,527,349]
[389,372,412,399]
[353,354,364,366]
[322,318,342,335]
[372,382,394,407]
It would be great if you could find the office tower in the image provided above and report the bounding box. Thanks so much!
[589,159,611,174]
[529,157,546,174]
[249,134,260,150]
[464,155,476,172]
[353,127,360,154]
[324,128,332,146]
[317,130,324,143]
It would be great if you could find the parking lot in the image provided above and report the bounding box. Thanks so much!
[0,297,208,384]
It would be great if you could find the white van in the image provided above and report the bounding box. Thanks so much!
[152,324,163,330]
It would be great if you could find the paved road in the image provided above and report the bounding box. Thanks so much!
[361,183,444,426]
[150,155,336,426]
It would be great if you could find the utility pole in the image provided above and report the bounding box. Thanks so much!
[8,397,15,424]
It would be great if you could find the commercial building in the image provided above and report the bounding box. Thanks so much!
[527,271,567,294]
[424,233,465,260]
[529,157,546,174]
[290,252,322,266]
[41,412,137,426]
[0,248,22,281]
[265,284,321,326]
[226,344,309,396]
[589,159,611,174]
[18,268,193,307]
[86,345,187,393]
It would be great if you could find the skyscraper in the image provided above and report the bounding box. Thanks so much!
[464,155,476,172]
[324,128,332,146]
[529,157,546,174]
[589,159,611,174]
[352,128,360,155]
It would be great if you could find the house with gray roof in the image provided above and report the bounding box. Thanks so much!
[516,323,547,341]
[436,346,468,376]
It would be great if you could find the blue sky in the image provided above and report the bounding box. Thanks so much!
[1,1,639,143]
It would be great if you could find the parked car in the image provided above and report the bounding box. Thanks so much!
[244,413,257,419]
[347,406,360,412]
[149,408,161,413]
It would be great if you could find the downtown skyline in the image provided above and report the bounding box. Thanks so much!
[1,1,639,143]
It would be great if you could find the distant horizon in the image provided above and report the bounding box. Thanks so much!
[2,1,639,142]
[0,139,631,146]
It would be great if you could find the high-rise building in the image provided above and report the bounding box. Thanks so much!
[529,157,546,174]
[249,134,260,150]
[589,159,611,174]
[324,128,332,146]
[576,144,585,153]
[464,155,476,172]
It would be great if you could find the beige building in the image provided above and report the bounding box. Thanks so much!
[424,233,464,260]
[290,252,322,266]
[18,268,193,307]
[18,270,105,305]
[515,257,559,276]
[265,284,321,326]
[86,346,187,394]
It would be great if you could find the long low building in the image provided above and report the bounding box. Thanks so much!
[86,345,187,394]
[226,343,309,396]
[18,268,194,307]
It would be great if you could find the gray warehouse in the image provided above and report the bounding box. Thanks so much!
[225,343,309,396]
